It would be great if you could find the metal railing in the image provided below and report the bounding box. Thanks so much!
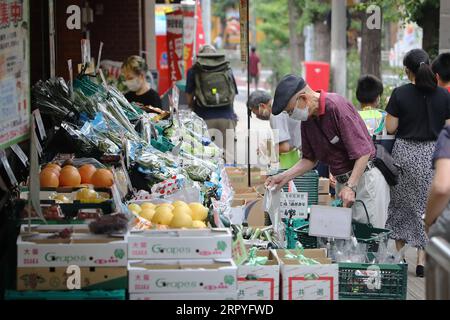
[426,237,450,300]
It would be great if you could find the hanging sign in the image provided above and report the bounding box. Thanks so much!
[166,9,184,85]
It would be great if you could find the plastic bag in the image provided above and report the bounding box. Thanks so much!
[263,188,285,248]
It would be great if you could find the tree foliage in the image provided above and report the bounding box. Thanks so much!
[253,0,331,89]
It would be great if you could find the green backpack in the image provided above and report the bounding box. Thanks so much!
[193,53,236,108]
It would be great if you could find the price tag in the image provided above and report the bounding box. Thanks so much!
[10,144,29,167]
[33,109,46,140]
[99,68,109,90]
[232,232,248,266]
[96,41,104,74]
[33,132,43,158]
[280,192,309,219]
[111,184,124,211]
[68,59,73,98]
[0,150,18,186]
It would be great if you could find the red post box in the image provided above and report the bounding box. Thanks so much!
[302,61,330,92]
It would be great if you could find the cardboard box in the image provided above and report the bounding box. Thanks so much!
[129,292,237,300]
[225,167,267,192]
[276,249,339,300]
[318,178,330,195]
[16,267,127,291]
[17,225,128,267]
[128,259,237,293]
[237,250,280,300]
[318,194,332,206]
[246,199,265,227]
[127,228,232,260]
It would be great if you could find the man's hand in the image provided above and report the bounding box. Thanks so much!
[329,174,336,189]
[265,172,290,191]
[339,186,356,208]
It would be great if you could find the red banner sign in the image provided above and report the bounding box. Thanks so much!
[166,9,184,85]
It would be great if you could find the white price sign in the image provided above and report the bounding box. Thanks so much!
[280,192,308,219]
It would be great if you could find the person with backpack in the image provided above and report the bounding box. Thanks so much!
[185,45,238,162]
[384,49,450,277]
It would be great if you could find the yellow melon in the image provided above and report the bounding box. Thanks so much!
[189,203,208,221]
[152,206,174,225]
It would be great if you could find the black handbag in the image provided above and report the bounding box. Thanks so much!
[373,144,401,186]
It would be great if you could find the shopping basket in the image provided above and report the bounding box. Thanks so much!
[338,262,407,300]
[294,200,391,252]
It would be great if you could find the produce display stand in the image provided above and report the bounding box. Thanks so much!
[1,41,409,301]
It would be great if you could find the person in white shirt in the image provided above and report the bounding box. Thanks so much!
[247,90,301,169]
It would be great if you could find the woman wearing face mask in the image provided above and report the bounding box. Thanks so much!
[121,55,163,110]
[384,49,450,277]
[266,75,390,230]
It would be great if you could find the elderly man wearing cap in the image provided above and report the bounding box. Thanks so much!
[266,75,390,228]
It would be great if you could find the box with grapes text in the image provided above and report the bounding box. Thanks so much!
[128,259,237,293]
[17,225,127,267]
[16,267,127,291]
[127,228,232,260]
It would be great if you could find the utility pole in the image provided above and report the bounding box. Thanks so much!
[331,0,347,97]
[440,0,450,53]
[202,0,211,45]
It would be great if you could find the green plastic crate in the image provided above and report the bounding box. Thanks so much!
[279,170,319,206]
[284,218,309,249]
[338,263,407,300]
[4,290,126,300]
[294,224,318,249]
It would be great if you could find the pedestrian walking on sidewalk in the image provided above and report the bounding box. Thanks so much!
[249,46,261,90]
[185,45,239,163]
[425,125,450,244]
[385,49,450,277]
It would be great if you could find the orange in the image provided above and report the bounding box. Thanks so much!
[91,169,114,188]
[78,164,97,184]
[40,170,59,188]
[59,169,81,187]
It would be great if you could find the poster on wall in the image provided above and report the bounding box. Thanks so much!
[0,0,30,150]
[166,9,184,86]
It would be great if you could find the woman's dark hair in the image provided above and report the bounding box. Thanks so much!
[403,49,437,92]
[356,74,384,104]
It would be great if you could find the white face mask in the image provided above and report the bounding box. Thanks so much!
[289,100,309,121]
[125,78,141,92]
[258,104,271,120]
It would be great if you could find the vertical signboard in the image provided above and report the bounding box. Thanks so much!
[239,0,248,63]
[155,5,171,96]
[166,9,183,86]
[182,3,195,77]
[0,0,30,149]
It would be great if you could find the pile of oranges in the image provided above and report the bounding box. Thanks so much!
[40,163,114,188]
